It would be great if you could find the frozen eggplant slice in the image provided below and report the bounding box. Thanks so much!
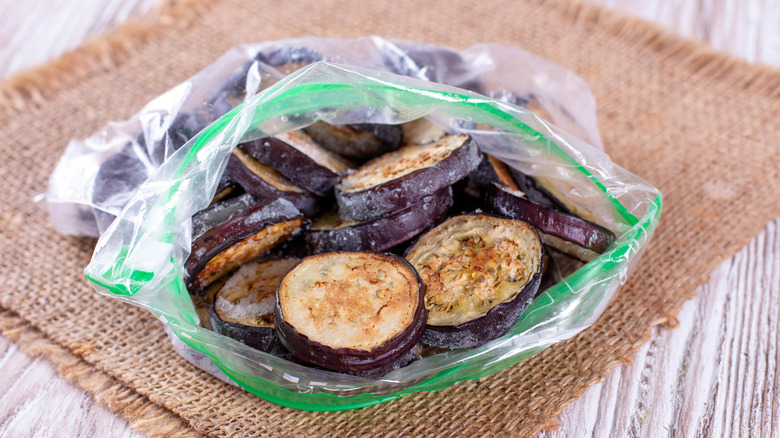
[192,193,257,241]
[486,183,615,262]
[508,168,571,214]
[255,46,324,75]
[209,258,299,356]
[91,143,152,232]
[275,252,427,372]
[226,147,320,216]
[405,214,543,349]
[306,186,453,253]
[185,198,304,295]
[239,131,353,196]
[304,121,403,160]
[336,134,480,221]
[400,118,447,146]
[469,154,521,191]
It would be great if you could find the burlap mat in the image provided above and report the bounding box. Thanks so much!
[1,0,779,436]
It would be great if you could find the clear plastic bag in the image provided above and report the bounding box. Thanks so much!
[51,37,661,410]
[46,37,604,236]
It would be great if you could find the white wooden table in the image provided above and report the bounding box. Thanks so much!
[1,1,778,436]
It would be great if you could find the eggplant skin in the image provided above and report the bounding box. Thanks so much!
[469,154,520,191]
[405,214,544,349]
[238,135,346,196]
[184,198,303,294]
[508,167,571,213]
[305,186,453,253]
[208,304,291,358]
[336,134,481,222]
[225,150,320,217]
[486,183,616,259]
[274,253,427,372]
[421,273,540,349]
[304,121,403,160]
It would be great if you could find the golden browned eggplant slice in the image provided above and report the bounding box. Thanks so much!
[185,198,304,295]
[405,214,543,349]
[336,134,480,221]
[275,252,427,372]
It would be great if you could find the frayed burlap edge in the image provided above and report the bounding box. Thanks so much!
[3,0,780,116]
[0,309,198,438]
[0,0,774,436]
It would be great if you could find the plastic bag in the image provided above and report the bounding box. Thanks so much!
[53,37,661,410]
[46,37,604,237]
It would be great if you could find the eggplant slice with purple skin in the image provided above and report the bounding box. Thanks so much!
[238,131,353,196]
[336,134,481,222]
[275,252,427,373]
[304,121,404,160]
[185,198,304,295]
[469,154,521,192]
[306,186,453,254]
[405,214,543,349]
[507,167,571,214]
[486,183,615,262]
[192,192,257,241]
[225,146,320,216]
[209,258,300,357]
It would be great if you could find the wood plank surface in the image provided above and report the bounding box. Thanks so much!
[539,219,780,437]
[0,335,141,438]
[1,1,779,437]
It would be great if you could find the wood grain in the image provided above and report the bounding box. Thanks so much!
[0,0,157,78]
[597,0,780,66]
[0,1,779,437]
[539,219,780,437]
[0,335,142,438]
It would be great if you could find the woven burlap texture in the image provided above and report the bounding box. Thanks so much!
[2,0,779,436]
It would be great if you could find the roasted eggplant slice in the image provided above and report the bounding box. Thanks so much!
[336,134,480,221]
[304,121,403,160]
[255,46,324,75]
[469,154,521,191]
[192,192,257,241]
[508,167,571,214]
[185,198,304,295]
[226,147,320,216]
[405,214,543,349]
[486,183,615,262]
[306,186,453,253]
[209,258,299,356]
[400,118,447,146]
[275,252,427,372]
[238,131,353,196]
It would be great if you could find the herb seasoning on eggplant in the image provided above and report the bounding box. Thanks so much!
[405,214,543,348]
